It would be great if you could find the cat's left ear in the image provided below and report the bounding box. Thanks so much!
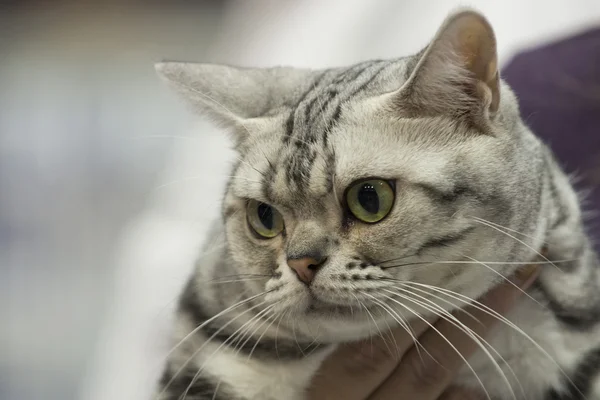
[395,10,500,119]
[155,62,313,146]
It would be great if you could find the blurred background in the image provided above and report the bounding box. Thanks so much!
[1,1,598,400]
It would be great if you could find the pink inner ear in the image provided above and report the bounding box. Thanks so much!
[389,10,502,118]
[442,12,500,114]
[447,14,498,82]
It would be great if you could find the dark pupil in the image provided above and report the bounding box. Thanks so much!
[258,203,274,230]
[358,183,379,214]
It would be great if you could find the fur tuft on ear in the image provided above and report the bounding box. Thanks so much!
[396,9,500,119]
[155,61,315,145]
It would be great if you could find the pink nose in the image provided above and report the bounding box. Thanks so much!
[287,256,326,285]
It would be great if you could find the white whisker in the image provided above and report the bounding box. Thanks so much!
[471,217,561,272]
[209,277,272,285]
[158,297,270,399]
[207,273,272,282]
[161,290,270,372]
[211,380,222,400]
[181,304,277,399]
[378,291,493,400]
[291,313,306,357]
[463,255,545,308]
[154,176,261,191]
[249,310,280,360]
[400,281,585,398]
[382,280,480,324]
[360,291,428,361]
[273,309,291,360]
[471,216,551,246]
[133,134,201,141]
[359,295,395,355]
[232,306,276,358]
[384,287,519,399]
[352,293,374,349]
[382,258,579,270]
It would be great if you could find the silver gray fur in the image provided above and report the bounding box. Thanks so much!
[154,10,600,400]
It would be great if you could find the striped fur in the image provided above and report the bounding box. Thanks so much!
[155,10,600,400]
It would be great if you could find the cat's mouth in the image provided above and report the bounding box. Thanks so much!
[306,299,354,315]
[305,293,369,316]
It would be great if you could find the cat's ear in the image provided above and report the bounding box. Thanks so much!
[155,62,311,145]
[396,10,499,119]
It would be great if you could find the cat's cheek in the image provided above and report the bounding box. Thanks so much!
[228,226,280,276]
[345,222,409,263]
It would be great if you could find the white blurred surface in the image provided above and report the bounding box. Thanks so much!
[2,1,598,400]
[1,3,223,399]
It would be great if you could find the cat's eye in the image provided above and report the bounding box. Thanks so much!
[345,179,395,223]
[246,200,285,239]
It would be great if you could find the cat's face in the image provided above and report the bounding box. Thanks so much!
[158,11,543,341]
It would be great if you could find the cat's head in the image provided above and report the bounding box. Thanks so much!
[157,10,542,340]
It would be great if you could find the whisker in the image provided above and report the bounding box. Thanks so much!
[471,217,561,272]
[251,137,277,178]
[154,175,261,191]
[208,277,272,285]
[291,313,306,357]
[207,273,273,283]
[133,134,201,141]
[377,291,492,400]
[381,258,578,270]
[181,304,277,399]
[470,216,551,246]
[303,337,323,358]
[196,243,229,259]
[352,293,374,349]
[161,290,270,370]
[463,255,545,308]
[398,281,586,399]
[332,168,341,208]
[376,251,421,265]
[360,291,429,361]
[383,288,518,400]
[248,310,280,360]
[234,155,267,178]
[376,303,402,358]
[274,309,288,361]
[395,284,527,398]
[158,296,271,399]
[380,279,481,324]
[233,307,275,358]
[287,136,320,148]
[313,78,330,129]
[231,305,276,358]
[359,295,395,355]
[211,380,222,400]
[298,310,324,356]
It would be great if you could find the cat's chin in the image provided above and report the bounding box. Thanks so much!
[305,298,357,316]
[280,297,387,342]
[297,309,384,343]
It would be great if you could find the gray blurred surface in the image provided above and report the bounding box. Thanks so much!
[1,2,224,399]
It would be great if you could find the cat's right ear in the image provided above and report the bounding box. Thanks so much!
[392,10,500,120]
[155,62,311,147]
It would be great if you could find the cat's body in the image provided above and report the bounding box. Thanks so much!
[155,11,600,400]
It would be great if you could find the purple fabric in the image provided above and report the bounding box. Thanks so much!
[502,28,600,247]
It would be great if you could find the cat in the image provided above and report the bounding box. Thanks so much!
[153,9,600,400]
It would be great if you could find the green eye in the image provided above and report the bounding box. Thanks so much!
[247,200,284,238]
[346,179,395,223]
